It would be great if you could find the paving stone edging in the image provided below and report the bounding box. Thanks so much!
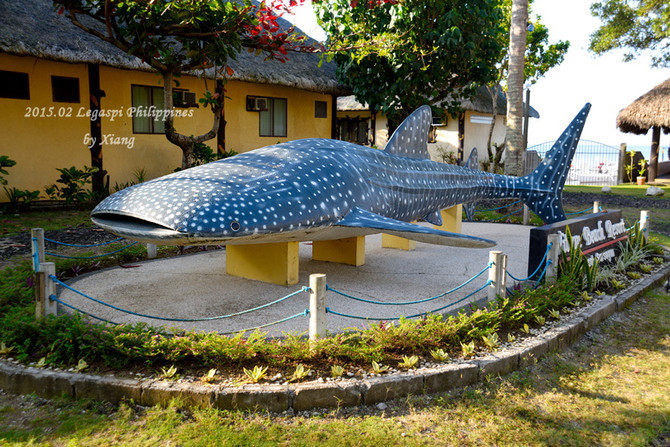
[1,264,668,412]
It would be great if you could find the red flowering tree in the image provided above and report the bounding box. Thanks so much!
[53,0,305,169]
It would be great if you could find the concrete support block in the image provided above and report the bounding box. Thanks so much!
[226,242,299,285]
[74,375,142,404]
[434,205,462,233]
[309,273,327,341]
[312,236,365,266]
[146,243,157,259]
[422,363,478,394]
[362,374,424,404]
[381,234,416,251]
[293,382,361,410]
[140,381,214,408]
[214,385,289,412]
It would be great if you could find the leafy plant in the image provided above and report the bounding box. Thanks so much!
[653,257,664,265]
[371,361,389,374]
[201,368,218,383]
[0,155,16,185]
[74,358,88,372]
[637,159,647,177]
[581,291,592,302]
[3,187,40,209]
[0,341,14,355]
[612,278,626,290]
[534,315,546,326]
[549,309,560,320]
[160,365,178,380]
[330,365,345,378]
[36,357,47,368]
[639,263,652,273]
[627,271,642,280]
[430,348,450,362]
[399,355,419,369]
[507,333,516,343]
[243,365,268,383]
[521,324,530,334]
[482,333,499,351]
[461,341,476,358]
[290,364,312,382]
[48,166,99,204]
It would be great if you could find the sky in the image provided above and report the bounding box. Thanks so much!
[287,1,670,151]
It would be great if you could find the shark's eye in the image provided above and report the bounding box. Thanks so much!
[230,220,241,232]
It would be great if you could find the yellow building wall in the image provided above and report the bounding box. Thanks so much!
[98,65,206,186]
[0,54,91,200]
[224,80,333,153]
[0,54,334,201]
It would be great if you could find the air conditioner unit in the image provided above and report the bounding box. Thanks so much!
[173,90,197,107]
[246,96,269,111]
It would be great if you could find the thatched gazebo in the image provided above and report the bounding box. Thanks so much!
[617,77,670,182]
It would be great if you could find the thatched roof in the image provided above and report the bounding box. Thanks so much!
[617,77,670,135]
[338,86,540,118]
[0,0,347,94]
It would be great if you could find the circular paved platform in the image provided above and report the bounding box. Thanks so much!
[58,222,532,336]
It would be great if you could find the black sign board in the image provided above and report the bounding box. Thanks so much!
[528,210,627,278]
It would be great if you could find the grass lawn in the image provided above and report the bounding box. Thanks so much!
[0,208,93,237]
[564,183,670,197]
[0,289,668,446]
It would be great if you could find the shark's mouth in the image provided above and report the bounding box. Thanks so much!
[91,212,190,244]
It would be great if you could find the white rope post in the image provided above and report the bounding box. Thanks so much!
[640,210,649,241]
[146,243,157,259]
[546,234,560,284]
[593,201,600,213]
[31,228,45,272]
[488,251,507,301]
[36,262,57,319]
[309,273,327,341]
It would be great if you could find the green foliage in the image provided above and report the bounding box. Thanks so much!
[371,361,389,374]
[637,159,647,177]
[398,355,419,369]
[590,0,670,67]
[0,155,17,186]
[557,226,600,293]
[314,0,503,128]
[47,166,99,205]
[430,348,450,362]
[289,364,312,382]
[243,365,268,383]
[330,365,345,378]
[3,187,40,209]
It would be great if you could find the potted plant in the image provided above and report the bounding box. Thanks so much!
[636,159,647,185]
[625,150,636,183]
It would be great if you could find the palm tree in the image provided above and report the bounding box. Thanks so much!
[504,0,528,176]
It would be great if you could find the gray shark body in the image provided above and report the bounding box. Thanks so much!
[92,104,591,248]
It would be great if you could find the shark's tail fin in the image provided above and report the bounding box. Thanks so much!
[518,103,591,223]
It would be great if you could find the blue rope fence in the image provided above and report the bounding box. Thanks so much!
[44,237,125,248]
[326,261,493,306]
[49,274,309,323]
[507,243,552,282]
[326,280,492,321]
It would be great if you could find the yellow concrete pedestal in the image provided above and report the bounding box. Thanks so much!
[312,236,365,266]
[381,233,416,251]
[435,204,463,233]
[226,242,299,286]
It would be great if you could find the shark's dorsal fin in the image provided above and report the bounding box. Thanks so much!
[462,148,478,222]
[384,105,432,159]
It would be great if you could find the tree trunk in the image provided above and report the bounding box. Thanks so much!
[504,0,528,177]
[162,71,222,170]
[485,84,499,172]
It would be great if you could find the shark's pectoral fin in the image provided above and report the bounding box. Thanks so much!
[335,208,495,248]
[422,210,443,226]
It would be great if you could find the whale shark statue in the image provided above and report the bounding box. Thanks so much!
[91,103,591,248]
